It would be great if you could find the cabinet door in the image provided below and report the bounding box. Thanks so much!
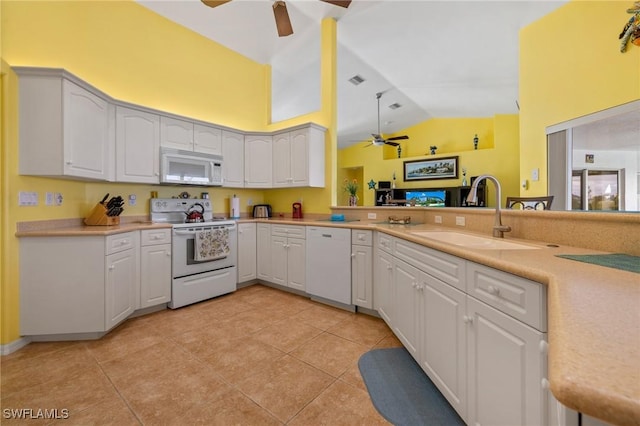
[270,235,287,286]
[194,123,222,155]
[393,258,422,359]
[222,130,245,188]
[160,116,193,150]
[290,128,310,186]
[105,248,138,330]
[115,106,160,183]
[421,274,467,421]
[466,296,546,426]
[238,223,257,283]
[63,80,113,180]
[244,135,272,188]
[256,224,272,281]
[272,132,292,187]
[140,243,171,308]
[352,244,373,309]
[287,237,306,292]
[374,249,394,325]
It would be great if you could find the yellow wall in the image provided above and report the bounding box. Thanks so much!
[0,2,336,345]
[338,114,520,208]
[519,0,640,196]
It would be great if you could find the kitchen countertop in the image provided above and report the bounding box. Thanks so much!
[16,217,640,425]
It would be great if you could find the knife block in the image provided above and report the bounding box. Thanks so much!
[84,203,120,226]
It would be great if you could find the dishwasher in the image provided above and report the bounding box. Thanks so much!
[306,226,352,306]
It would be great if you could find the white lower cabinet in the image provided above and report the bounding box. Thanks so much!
[421,273,467,419]
[270,229,306,291]
[352,230,373,309]
[139,229,171,309]
[256,223,272,282]
[105,247,138,330]
[237,222,257,283]
[374,233,549,426]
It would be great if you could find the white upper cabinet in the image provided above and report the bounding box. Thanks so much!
[221,130,245,188]
[244,135,272,188]
[115,106,160,183]
[272,125,325,188]
[16,68,115,181]
[160,116,222,155]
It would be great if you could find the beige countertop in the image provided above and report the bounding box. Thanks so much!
[16,217,640,425]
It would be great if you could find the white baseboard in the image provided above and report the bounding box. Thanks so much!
[1,337,31,355]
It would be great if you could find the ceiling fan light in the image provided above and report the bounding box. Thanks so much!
[273,1,293,37]
[201,0,232,8]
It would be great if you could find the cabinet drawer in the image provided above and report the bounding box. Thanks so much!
[466,262,547,331]
[141,228,171,246]
[352,229,373,246]
[394,238,465,292]
[106,232,137,255]
[375,232,394,254]
[271,224,305,239]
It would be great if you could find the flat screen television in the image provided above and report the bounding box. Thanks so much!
[404,189,448,207]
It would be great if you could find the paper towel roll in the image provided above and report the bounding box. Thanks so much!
[230,195,240,219]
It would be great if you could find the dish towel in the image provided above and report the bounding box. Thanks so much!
[194,228,230,262]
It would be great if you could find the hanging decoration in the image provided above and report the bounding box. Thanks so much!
[367,179,377,190]
[619,2,640,52]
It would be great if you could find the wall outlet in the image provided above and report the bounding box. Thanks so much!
[18,191,38,206]
[128,194,137,206]
[434,215,442,224]
[247,198,253,206]
[367,212,377,219]
[45,192,54,206]
[455,216,466,226]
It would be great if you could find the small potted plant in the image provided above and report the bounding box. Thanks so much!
[343,178,359,206]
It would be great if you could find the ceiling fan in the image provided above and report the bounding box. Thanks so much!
[201,0,351,37]
[365,92,409,147]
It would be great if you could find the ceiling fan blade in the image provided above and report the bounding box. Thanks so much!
[386,135,409,141]
[384,141,400,147]
[273,1,293,37]
[201,0,232,8]
[320,0,352,8]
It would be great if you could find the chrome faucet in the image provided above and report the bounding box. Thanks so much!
[466,174,512,238]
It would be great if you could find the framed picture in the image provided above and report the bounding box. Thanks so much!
[403,156,459,181]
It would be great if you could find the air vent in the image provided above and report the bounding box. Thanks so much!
[348,75,365,85]
[388,103,402,110]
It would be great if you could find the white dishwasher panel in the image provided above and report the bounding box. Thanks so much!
[306,227,352,305]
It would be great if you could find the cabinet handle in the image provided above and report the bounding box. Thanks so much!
[488,285,500,296]
[351,253,356,258]
[418,284,424,292]
[109,265,115,270]
[539,340,548,355]
[463,315,473,324]
[387,264,393,270]
[66,161,72,165]
[411,282,417,288]
[166,251,171,256]
[541,378,550,390]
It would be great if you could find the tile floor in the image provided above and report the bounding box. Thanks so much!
[1,284,403,425]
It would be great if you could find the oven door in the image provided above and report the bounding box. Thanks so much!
[172,224,237,278]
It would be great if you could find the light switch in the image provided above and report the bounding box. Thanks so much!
[531,168,540,181]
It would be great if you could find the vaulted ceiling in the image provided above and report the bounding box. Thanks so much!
[137,0,568,148]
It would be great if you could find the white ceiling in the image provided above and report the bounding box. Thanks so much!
[136,0,568,148]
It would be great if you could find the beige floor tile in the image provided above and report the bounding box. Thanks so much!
[290,332,370,377]
[235,354,334,423]
[199,336,286,384]
[339,360,367,392]
[289,379,390,426]
[327,314,393,347]
[1,345,96,397]
[373,333,404,349]
[85,323,166,363]
[50,394,140,425]
[289,303,354,331]
[182,391,282,425]
[251,317,323,353]
[116,358,233,424]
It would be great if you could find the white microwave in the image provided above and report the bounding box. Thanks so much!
[160,147,223,186]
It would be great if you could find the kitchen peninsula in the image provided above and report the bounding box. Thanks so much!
[15,205,640,426]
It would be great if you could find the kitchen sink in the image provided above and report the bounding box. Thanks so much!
[410,231,541,250]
